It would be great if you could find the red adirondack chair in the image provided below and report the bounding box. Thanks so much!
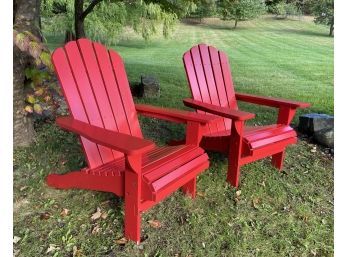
[181,44,310,188]
[46,39,217,243]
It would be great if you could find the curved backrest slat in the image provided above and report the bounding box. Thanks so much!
[183,44,238,133]
[52,39,142,168]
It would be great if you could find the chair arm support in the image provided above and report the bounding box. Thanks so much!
[183,99,255,121]
[235,92,310,109]
[56,116,155,155]
[135,104,219,124]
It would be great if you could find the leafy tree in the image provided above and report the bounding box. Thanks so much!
[41,0,196,43]
[219,0,266,28]
[192,0,217,22]
[269,1,301,19]
[311,0,334,36]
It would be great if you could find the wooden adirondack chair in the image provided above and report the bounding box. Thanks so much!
[46,39,217,243]
[180,44,310,188]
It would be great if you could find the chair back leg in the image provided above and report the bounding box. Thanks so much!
[271,150,286,170]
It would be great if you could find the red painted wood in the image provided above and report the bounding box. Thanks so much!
[109,50,142,137]
[183,99,255,120]
[77,39,123,159]
[64,41,115,164]
[183,44,310,187]
[218,51,237,109]
[198,45,226,132]
[135,104,219,124]
[52,48,103,168]
[56,116,155,155]
[236,92,311,109]
[93,42,136,137]
[48,39,211,243]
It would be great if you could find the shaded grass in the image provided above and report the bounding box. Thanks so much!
[14,16,333,257]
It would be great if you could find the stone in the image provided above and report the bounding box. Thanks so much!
[314,128,334,148]
[298,113,334,135]
[141,75,160,98]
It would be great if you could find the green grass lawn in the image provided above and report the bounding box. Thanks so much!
[14,16,333,257]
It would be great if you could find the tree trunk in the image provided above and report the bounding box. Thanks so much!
[13,0,40,147]
[329,19,334,36]
[75,0,86,39]
[234,19,238,28]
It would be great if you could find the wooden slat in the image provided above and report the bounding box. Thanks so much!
[52,48,103,168]
[198,44,225,132]
[191,46,218,133]
[93,42,133,136]
[151,154,208,192]
[218,51,237,110]
[207,46,231,130]
[143,146,203,182]
[77,39,122,159]
[109,50,142,138]
[64,41,115,164]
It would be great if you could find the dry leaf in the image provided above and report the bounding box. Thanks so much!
[40,212,51,220]
[259,181,266,187]
[235,190,242,197]
[101,212,108,219]
[46,244,60,253]
[60,208,70,217]
[73,246,83,257]
[91,225,101,235]
[91,207,102,221]
[13,236,21,244]
[115,237,128,245]
[100,200,111,206]
[148,219,162,228]
[20,186,28,191]
[197,191,205,197]
[252,198,260,209]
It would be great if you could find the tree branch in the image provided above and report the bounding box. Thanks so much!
[81,0,103,20]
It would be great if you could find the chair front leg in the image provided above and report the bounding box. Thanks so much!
[227,120,244,188]
[181,177,197,198]
[271,106,297,170]
[180,121,204,197]
[124,154,142,244]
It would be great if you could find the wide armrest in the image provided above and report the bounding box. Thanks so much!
[183,99,255,121]
[56,116,155,155]
[135,104,219,124]
[235,92,310,109]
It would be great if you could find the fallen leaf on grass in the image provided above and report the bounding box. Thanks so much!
[252,198,260,209]
[73,246,83,257]
[259,181,266,187]
[235,190,242,197]
[101,212,108,219]
[46,244,60,253]
[197,191,205,197]
[60,208,70,217]
[60,159,68,165]
[91,208,102,221]
[148,219,162,228]
[91,224,101,235]
[115,237,128,245]
[13,236,21,244]
[20,186,28,191]
[100,200,111,206]
[40,212,51,220]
